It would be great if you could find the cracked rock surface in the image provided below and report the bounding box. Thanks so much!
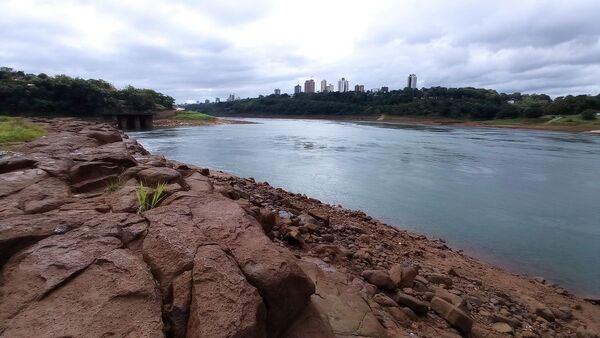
[1,119,599,338]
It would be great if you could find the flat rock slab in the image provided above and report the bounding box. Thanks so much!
[187,244,266,338]
[0,249,163,337]
[295,258,387,338]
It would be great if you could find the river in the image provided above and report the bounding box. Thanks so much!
[129,118,600,297]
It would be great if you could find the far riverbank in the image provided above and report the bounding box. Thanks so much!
[210,113,600,133]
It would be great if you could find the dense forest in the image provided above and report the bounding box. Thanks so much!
[187,87,600,120]
[0,68,174,117]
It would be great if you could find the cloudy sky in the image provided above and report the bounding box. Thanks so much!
[1,0,599,102]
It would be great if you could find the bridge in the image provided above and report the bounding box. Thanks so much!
[103,112,154,130]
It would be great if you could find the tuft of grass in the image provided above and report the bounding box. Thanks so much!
[105,180,121,193]
[173,111,216,121]
[136,181,167,214]
[0,116,46,143]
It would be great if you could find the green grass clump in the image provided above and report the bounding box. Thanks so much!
[0,116,45,143]
[105,180,121,193]
[136,181,167,214]
[173,111,216,121]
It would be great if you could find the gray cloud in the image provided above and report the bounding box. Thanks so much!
[1,0,599,102]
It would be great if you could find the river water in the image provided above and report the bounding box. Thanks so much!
[129,118,600,297]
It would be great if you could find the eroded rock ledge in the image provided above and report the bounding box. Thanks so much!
[0,119,599,338]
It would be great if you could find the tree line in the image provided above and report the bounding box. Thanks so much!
[187,87,600,120]
[0,69,174,117]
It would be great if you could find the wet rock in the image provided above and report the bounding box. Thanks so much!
[187,245,266,338]
[430,296,473,334]
[361,269,396,290]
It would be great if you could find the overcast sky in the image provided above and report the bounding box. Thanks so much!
[1,0,600,102]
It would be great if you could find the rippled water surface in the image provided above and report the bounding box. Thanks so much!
[130,118,600,296]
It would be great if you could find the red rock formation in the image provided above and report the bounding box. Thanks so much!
[1,118,599,338]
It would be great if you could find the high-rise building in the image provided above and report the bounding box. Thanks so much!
[338,77,349,92]
[354,84,365,93]
[227,94,235,102]
[204,99,210,104]
[274,88,281,95]
[407,74,417,89]
[321,80,328,92]
[294,84,302,94]
[327,84,334,92]
[381,86,389,93]
[215,98,220,103]
[304,79,315,93]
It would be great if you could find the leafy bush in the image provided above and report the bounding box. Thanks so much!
[0,69,174,117]
[581,109,598,120]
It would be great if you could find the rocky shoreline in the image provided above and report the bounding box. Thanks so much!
[1,118,599,338]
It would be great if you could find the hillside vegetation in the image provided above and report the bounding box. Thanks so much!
[0,68,174,117]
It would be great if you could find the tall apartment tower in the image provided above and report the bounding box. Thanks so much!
[407,74,417,89]
[321,80,328,92]
[294,84,302,94]
[274,88,281,95]
[338,77,349,92]
[327,84,334,92]
[304,79,315,93]
[354,84,365,93]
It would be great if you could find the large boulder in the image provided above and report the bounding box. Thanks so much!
[361,269,396,290]
[430,296,473,334]
[0,210,100,268]
[0,249,163,337]
[187,245,267,338]
[142,204,198,293]
[82,130,122,144]
[291,258,387,338]
[137,167,182,185]
[393,292,429,315]
[0,225,124,327]
[69,161,122,192]
[188,195,315,337]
